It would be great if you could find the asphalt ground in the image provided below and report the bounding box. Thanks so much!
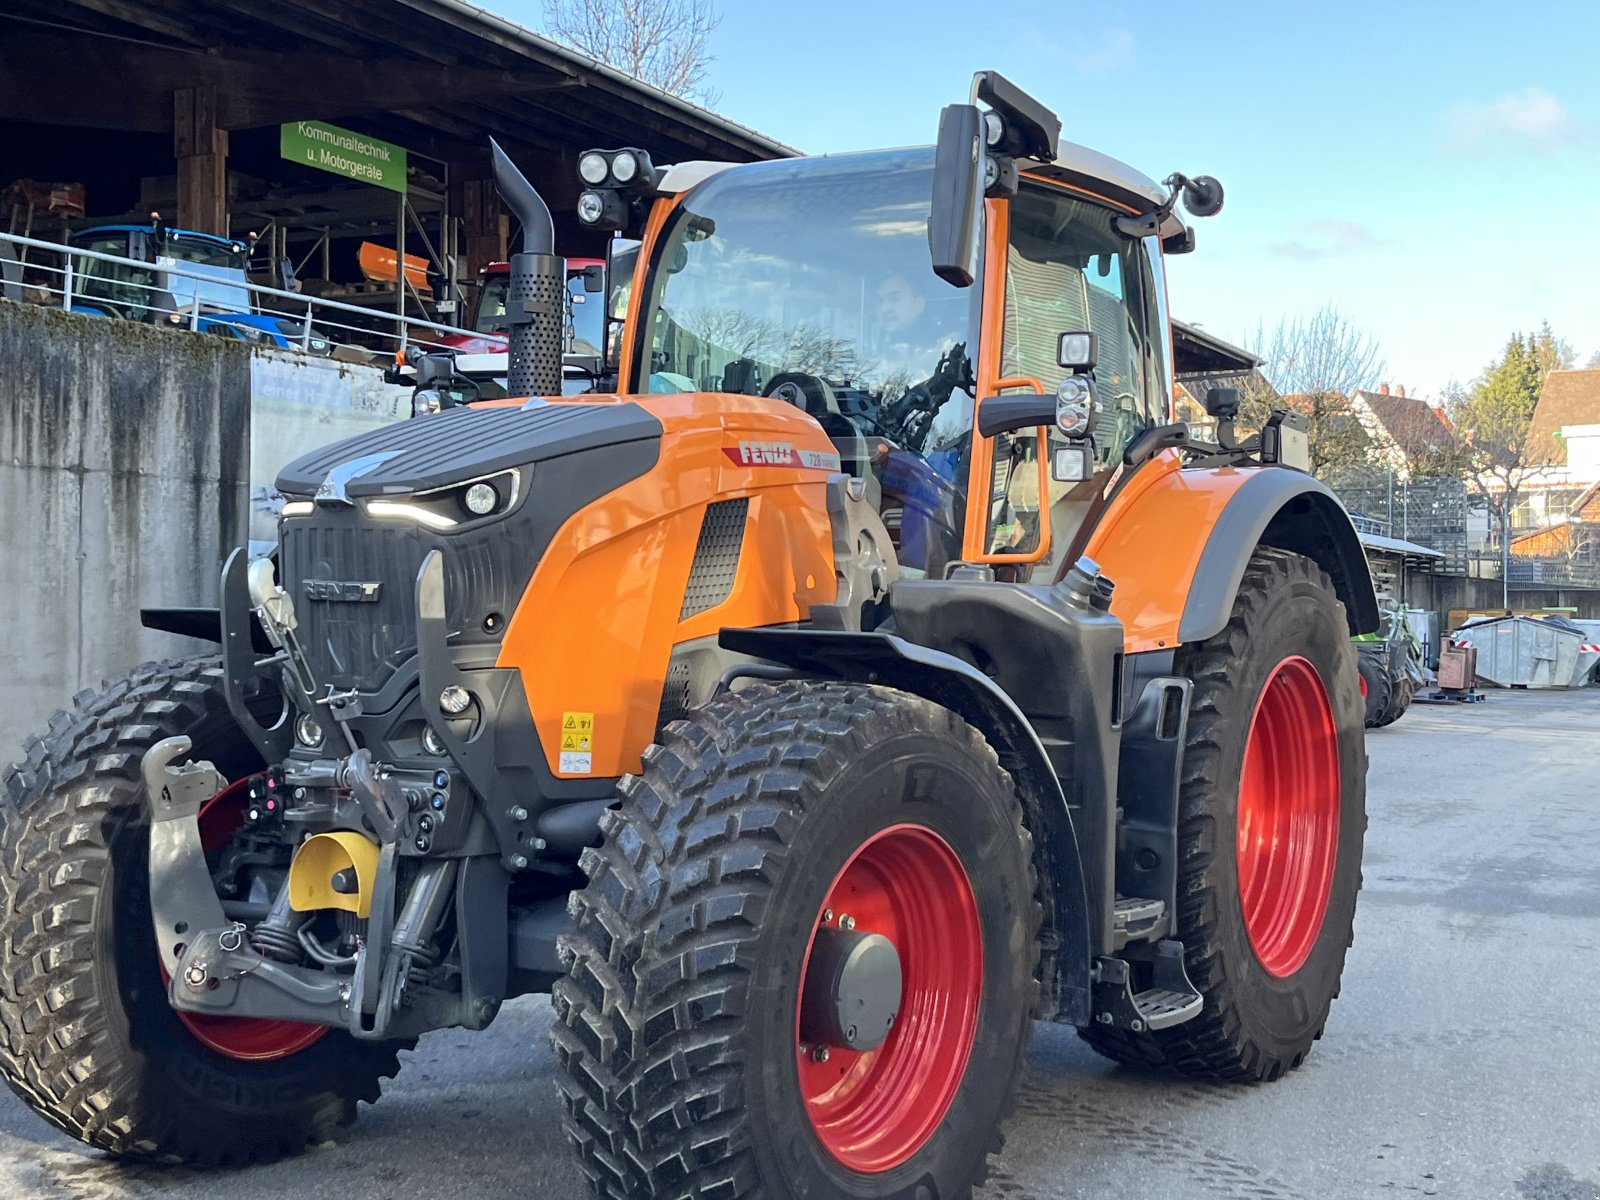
[3,686,1597,1200]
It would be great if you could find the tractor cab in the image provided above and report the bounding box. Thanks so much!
[608,144,1186,580]
[67,220,319,348]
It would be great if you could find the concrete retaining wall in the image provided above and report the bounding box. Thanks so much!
[0,301,250,749]
[0,304,412,756]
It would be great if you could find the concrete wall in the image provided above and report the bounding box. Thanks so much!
[0,304,412,759]
[0,302,252,753]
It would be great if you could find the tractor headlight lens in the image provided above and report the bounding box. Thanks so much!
[578,151,609,185]
[1056,376,1093,437]
[610,150,638,184]
[463,482,498,516]
[422,726,448,756]
[439,685,473,715]
[295,713,325,749]
[577,190,607,225]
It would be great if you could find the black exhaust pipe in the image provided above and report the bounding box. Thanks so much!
[490,139,565,398]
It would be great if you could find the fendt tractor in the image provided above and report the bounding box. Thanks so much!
[0,73,1374,1199]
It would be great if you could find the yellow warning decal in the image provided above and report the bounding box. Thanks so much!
[559,712,595,753]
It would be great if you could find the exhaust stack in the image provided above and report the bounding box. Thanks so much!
[490,139,565,398]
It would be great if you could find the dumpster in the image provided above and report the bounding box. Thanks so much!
[1454,616,1584,688]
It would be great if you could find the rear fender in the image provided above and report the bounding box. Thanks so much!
[1084,457,1379,652]
[718,626,1094,1025]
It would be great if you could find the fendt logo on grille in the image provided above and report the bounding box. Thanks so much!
[303,579,383,602]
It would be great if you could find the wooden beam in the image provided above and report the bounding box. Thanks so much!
[174,86,228,234]
[58,0,208,47]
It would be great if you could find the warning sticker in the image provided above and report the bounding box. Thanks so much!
[559,713,595,773]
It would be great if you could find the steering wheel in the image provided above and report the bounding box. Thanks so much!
[763,372,870,473]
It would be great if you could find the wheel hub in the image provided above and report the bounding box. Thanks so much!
[799,928,902,1052]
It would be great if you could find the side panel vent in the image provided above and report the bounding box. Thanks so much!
[679,497,749,620]
[657,659,695,729]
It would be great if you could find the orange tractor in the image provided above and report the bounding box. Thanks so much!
[0,72,1372,1198]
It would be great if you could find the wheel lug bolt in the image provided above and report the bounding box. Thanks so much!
[840,914,856,931]
[822,909,833,923]
[811,1046,830,1063]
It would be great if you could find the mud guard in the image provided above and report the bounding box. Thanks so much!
[717,626,1094,1025]
[1180,470,1379,642]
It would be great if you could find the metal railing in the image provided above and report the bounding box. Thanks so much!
[0,229,487,363]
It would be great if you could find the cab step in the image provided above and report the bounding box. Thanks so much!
[1091,940,1203,1033]
[1112,895,1168,948]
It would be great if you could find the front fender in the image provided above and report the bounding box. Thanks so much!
[718,626,1094,1025]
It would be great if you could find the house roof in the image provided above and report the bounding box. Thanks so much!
[1352,390,1454,460]
[1527,369,1600,464]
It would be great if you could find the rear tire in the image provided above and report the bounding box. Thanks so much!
[1374,675,1413,727]
[1357,650,1390,728]
[1081,548,1366,1080]
[0,658,406,1164]
[553,681,1040,1199]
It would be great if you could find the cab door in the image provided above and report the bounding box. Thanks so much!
[965,181,1172,580]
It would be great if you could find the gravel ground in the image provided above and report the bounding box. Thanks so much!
[3,686,1597,1200]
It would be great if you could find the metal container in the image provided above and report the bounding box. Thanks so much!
[1454,617,1584,688]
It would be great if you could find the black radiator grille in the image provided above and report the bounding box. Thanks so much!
[679,498,749,620]
[279,509,534,694]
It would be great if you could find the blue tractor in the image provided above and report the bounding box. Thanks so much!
[66,219,329,352]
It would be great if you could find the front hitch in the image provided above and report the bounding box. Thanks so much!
[143,738,361,1032]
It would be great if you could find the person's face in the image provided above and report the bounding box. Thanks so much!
[877,275,925,336]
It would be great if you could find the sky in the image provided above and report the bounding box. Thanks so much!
[500,0,1600,399]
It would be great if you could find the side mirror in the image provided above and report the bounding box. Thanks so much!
[581,263,604,292]
[928,104,984,288]
[1181,175,1225,218]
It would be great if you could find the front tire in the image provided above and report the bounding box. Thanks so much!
[0,658,406,1164]
[553,681,1040,1199]
[1081,548,1366,1080]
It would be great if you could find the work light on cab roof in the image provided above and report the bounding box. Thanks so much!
[575,146,662,232]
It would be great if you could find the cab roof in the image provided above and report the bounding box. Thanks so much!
[658,142,1185,236]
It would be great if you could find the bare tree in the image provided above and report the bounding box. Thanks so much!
[1240,304,1386,479]
[544,0,720,102]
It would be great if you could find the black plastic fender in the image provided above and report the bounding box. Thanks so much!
[718,626,1094,1025]
[1179,469,1379,642]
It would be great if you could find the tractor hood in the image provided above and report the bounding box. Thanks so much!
[275,401,662,499]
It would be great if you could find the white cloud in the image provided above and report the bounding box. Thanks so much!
[1268,219,1384,261]
[1445,87,1580,153]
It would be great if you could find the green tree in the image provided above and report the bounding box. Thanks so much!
[1446,329,1564,599]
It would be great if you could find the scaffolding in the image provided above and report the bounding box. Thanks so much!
[1333,471,1470,573]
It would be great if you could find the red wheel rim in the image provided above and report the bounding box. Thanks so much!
[1358,673,1368,699]
[164,776,327,1062]
[796,824,982,1173]
[1236,656,1341,978]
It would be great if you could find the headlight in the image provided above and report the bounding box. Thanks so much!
[578,151,609,185]
[610,150,638,184]
[359,469,522,531]
[577,190,607,225]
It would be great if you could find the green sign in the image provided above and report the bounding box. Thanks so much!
[280,120,407,193]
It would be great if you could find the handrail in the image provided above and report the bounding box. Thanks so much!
[0,229,483,352]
